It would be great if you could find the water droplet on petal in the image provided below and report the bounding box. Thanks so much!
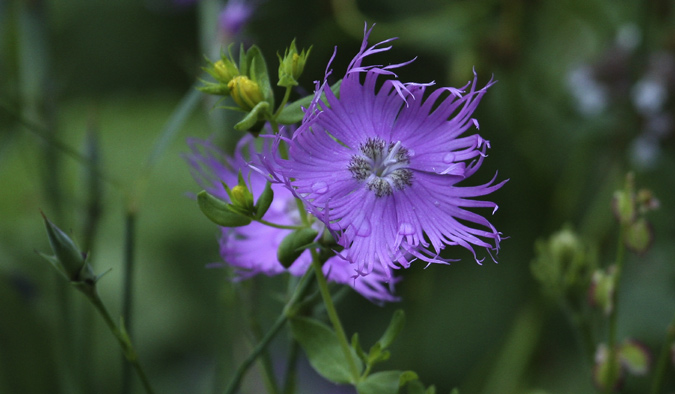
[311,181,328,194]
[433,201,440,207]
[443,153,455,164]
[408,149,416,157]
[398,222,415,235]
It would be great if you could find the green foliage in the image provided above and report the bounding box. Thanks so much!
[276,80,342,124]
[197,190,252,227]
[289,316,363,384]
[278,39,312,88]
[254,181,274,220]
[277,228,319,268]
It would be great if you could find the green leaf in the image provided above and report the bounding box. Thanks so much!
[289,316,362,384]
[352,333,367,363]
[377,309,405,350]
[277,227,318,268]
[405,380,426,394]
[254,181,274,219]
[356,371,413,394]
[197,190,251,227]
[234,101,270,131]
[247,46,274,108]
[276,80,342,125]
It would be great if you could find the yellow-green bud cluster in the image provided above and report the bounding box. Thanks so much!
[228,76,265,111]
[278,39,311,88]
[611,172,658,254]
[531,227,597,303]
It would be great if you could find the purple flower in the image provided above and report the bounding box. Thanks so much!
[184,135,398,303]
[218,0,255,39]
[263,25,505,277]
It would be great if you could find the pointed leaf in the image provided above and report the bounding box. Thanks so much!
[247,46,274,108]
[234,101,270,131]
[378,309,405,350]
[197,191,251,227]
[254,181,274,219]
[290,316,362,384]
[356,370,413,394]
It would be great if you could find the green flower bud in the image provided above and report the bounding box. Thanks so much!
[619,339,651,376]
[213,59,239,83]
[278,40,311,88]
[612,173,636,225]
[228,75,265,110]
[624,217,653,254]
[589,266,616,315]
[531,227,596,303]
[593,343,623,391]
[230,184,254,212]
[39,212,95,283]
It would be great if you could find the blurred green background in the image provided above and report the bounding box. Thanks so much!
[1,0,675,393]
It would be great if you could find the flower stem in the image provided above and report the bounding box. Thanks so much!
[80,285,156,394]
[650,315,675,394]
[223,268,315,394]
[254,218,305,230]
[273,87,293,120]
[604,224,627,394]
[309,248,361,382]
[121,207,137,394]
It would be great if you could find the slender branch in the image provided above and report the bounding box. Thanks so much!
[223,268,315,394]
[604,224,627,394]
[82,286,156,394]
[272,87,293,120]
[254,218,305,230]
[121,208,138,394]
[650,315,675,394]
[309,248,360,382]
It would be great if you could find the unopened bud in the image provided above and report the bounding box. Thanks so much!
[231,184,254,211]
[278,40,311,88]
[593,343,623,391]
[228,76,265,110]
[619,339,651,376]
[589,266,616,315]
[213,59,239,83]
[624,217,653,254]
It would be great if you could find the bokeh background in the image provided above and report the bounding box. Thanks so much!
[1,0,675,393]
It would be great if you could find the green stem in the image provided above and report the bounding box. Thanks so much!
[223,268,315,394]
[273,87,293,120]
[309,248,360,382]
[254,218,305,230]
[281,341,300,394]
[82,286,156,394]
[650,315,675,394]
[604,224,627,394]
[121,208,137,394]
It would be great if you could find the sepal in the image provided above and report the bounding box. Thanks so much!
[254,181,274,219]
[277,228,318,268]
[197,190,252,227]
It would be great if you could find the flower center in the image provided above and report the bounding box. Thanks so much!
[348,138,413,197]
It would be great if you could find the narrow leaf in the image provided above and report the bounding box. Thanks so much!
[254,181,274,219]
